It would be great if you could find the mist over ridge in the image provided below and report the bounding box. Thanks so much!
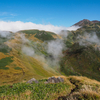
[0,21,80,33]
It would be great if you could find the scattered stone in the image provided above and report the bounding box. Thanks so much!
[27,78,39,84]
[45,76,64,84]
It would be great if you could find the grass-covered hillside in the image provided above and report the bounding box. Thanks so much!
[0,30,60,85]
[19,29,61,41]
[60,19,100,81]
[60,44,100,81]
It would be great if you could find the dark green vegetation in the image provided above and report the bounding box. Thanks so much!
[20,30,56,41]
[61,44,100,81]
[14,67,22,70]
[0,57,13,69]
[0,79,70,100]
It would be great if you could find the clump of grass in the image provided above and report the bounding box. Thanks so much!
[66,76,100,100]
[67,85,100,100]
[79,85,100,100]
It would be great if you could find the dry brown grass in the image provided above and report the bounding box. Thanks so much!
[0,52,9,60]
[28,33,43,42]
[66,76,100,100]
[52,34,62,39]
[68,76,100,86]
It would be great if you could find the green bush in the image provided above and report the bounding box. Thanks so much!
[0,57,13,70]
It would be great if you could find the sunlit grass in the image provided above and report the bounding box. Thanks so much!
[0,78,71,100]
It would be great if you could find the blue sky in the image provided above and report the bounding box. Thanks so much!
[0,0,100,27]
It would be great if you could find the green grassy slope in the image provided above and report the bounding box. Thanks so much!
[19,29,59,41]
[61,44,100,81]
[0,50,59,85]
[0,30,60,85]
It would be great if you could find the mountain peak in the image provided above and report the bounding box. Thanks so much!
[74,19,91,26]
[82,19,90,21]
[74,19,100,26]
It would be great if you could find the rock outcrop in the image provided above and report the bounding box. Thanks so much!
[27,78,39,84]
[45,76,64,84]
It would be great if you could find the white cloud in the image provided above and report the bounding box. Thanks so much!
[0,21,80,33]
[66,25,80,31]
[0,31,11,38]
[22,46,34,56]
[47,39,64,58]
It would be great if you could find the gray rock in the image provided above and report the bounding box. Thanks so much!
[27,78,39,84]
[55,78,60,83]
[35,80,39,83]
[45,76,64,84]
[47,77,52,83]
[51,79,55,83]
[57,77,64,82]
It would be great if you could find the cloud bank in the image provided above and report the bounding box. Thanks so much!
[0,21,80,33]
[22,46,34,56]
[47,39,64,59]
[0,31,11,38]
[77,32,100,50]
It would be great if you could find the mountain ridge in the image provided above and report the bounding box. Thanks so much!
[74,19,100,26]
